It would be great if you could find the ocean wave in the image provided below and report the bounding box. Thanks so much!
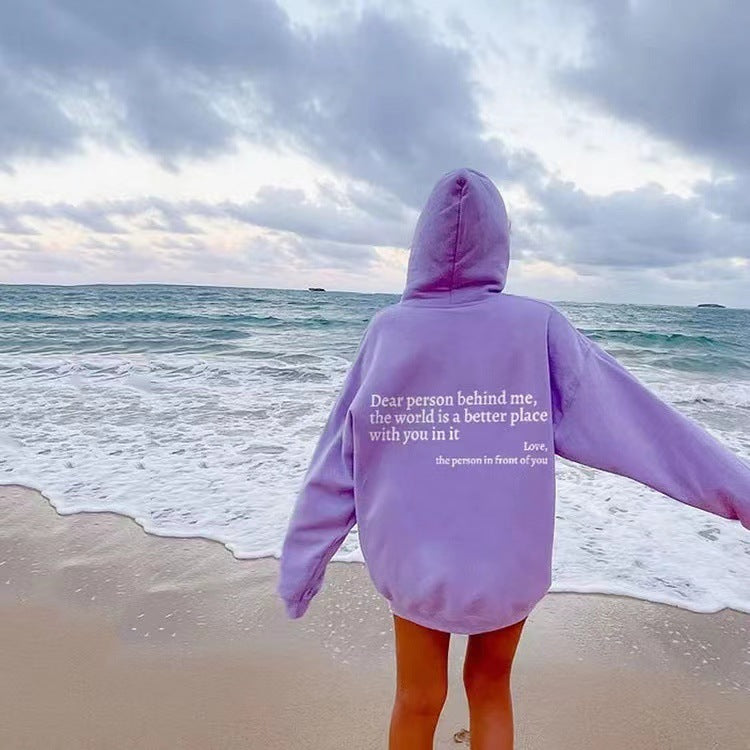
[646,354,750,374]
[584,327,741,352]
[672,396,750,411]
[0,309,360,328]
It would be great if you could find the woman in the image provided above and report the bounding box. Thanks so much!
[277,168,750,749]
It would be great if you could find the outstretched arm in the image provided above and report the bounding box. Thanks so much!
[548,307,750,530]
[276,336,368,618]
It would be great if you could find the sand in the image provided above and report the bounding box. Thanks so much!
[1,483,748,749]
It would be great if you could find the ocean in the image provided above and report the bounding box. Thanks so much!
[1,284,748,614]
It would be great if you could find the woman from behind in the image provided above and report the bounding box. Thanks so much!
[278,168,750,748]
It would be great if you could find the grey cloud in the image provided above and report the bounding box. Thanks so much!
[0,70,80,170]
[697,176,750,224]
[4,0,748,296]
[0,0,295,167]
[4,200,125,233]
[0,204,38,234]
[79,236,134,253]
[0,237,85,276]
[0,187,414,248]
[135,200,203,235]
[299,238,378,270]
[522,178,750,271]
[3,169,748,289]
[561,1,750,174]
[4,176,749,286]
[0,187,390,286]
[529,0,750,283]
[51,204,125,234]
[336,182,408,223]
[0,0,297,74]
[211,185,413,247]
[115,63,238,167]
[274,10,535,206]
[0,1,529,204]
[153,232,378,279]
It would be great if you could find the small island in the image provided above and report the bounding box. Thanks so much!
[308,287,326,292]
[696,303,726,308]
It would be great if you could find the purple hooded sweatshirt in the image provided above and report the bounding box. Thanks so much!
[277,167,750,635]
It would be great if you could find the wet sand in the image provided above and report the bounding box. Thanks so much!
[1,483,748,749]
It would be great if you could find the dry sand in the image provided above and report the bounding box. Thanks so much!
[1,483,748,749]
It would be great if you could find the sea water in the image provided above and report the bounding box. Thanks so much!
[0,284,748,613]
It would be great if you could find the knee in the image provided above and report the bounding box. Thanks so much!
[463,656,513,700]
[394,681,447,719]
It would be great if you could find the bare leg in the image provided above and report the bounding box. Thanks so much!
[462,616,526,750]
[389,613,451,750]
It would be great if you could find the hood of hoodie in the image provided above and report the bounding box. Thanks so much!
[402,168,510,304]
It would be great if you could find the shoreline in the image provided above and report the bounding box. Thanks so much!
[5,480,747,616]
[2,483,749,748]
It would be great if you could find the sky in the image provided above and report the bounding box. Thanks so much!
[0,0,749,306]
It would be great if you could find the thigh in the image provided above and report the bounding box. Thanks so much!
[392,614,451,692]
[464,617,526,676]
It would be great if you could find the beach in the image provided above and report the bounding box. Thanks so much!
[2,484,748,749]
[3,2,750,746]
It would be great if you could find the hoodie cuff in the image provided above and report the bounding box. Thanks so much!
[283,596,312,619]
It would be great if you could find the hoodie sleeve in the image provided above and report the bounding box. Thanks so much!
[276,328,370,619]
[547,306,750,530]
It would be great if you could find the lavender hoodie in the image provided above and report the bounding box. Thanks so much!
[277,168,750,634]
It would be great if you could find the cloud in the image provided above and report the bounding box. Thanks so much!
[0,1,537,204]
[531,0,750,293]
[0,0,296,168]
[0,187,388,286]
[275,10,540,205]
[0,236,86,276]
[561,1,750,174]
[1,0,747,304]
[518,177,750,275]
[0,203,38,234]
[212,184,413,246]
[0,183,415,248]
[697,176,750,224]
[0,226,383,288]
[3,172,749,294]
[0,69,80,169]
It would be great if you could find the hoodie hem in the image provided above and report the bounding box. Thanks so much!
[386,597,543,635]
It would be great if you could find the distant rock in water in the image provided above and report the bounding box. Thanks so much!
[696,303,726,308]
[308,287,326,292]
